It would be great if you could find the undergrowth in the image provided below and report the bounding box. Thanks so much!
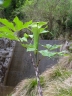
[55,87,72,96]
[23,76,45,96]
[11,55,72,96]
[50,67,72,80]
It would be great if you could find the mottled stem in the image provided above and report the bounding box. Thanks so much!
[30,53,43,96]
[35,66,43,96]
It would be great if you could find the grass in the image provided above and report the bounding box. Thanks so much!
[11,68,72,96]
[55,87,72,96]
[23,76,45,96]
[49,67,72,80]
[11,55,72,96]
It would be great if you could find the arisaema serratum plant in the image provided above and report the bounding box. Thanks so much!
[0,17,66,96]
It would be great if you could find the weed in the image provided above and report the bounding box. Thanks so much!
[50,67,72,80]
[25,76,45,95]
[55,87,72,96]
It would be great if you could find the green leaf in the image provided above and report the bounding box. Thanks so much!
[0,33,5,38]
[27,47,35,51]
[29,35,33,38]
[3,0,11,8]
[39,50,68,57]
[58,51,69,56]
[24,33,33,39]
[40,30,49,34]
[0,18,15,31]
[5,34,18,40]
[42,44,61,50]
[0,26,18,40]
[13,17,32,31]
[29,22,38,28]
[42,44,52,50]
[39,50,57,57]
[13,16,24,31]
[24,33,29,38]
[50,44,61,50]
[0,26,13,33]
[20,37,27,42]
[30,22,47,51]
[30,22,47,29]
[23,20,32,28]
[38,22,47,26]
[0,32,18,40]
[21,44,28,48]
[27,44,35,51]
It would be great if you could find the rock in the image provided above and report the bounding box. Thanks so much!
[0,38,15,84]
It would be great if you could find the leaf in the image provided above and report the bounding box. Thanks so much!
[13,17,32,31]
[5,34,18,40]
[24,33,29,38]
[0,33,5,38]
[21,44,28,48]
[30,22,47,51]
[30,22,47,29]
[24,33,33,39]
[20,37,27,42]
[27,44,35,51]
[0,18,15,31]
[40,30,49,34]
[27,47,35,51]
[42,44,61,50]
[3,0,11,8]
[13,16,24,31]
[0,26,13,33]
[0,32,18,40]
[58,51,69,56]
[23,20,32,28]
[0,26,18,40]
[42,44,52,50]
[39,50,57,57]
[50,44,61,50]
[29,35,33,38]
[39,50,68,57]
[38,22,47,27]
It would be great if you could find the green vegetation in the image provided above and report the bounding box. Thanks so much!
[0,0,72,96]
[0,16,65,96]
[11,57,72,96]
[25,76,45,96]
[0,0,72,39]
[50,68,72,80]
[56,87,72,96]
[21,0,72,39]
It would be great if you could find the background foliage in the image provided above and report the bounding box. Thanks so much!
[0,0,72,40]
